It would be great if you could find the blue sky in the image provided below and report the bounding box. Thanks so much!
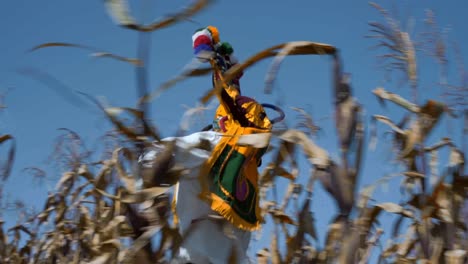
[1,0,467,260]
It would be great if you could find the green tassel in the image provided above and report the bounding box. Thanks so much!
[218,42,234,55]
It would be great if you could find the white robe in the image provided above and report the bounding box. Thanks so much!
[140,131,251,264]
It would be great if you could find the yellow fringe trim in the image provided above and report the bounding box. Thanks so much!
[199,192,262,231]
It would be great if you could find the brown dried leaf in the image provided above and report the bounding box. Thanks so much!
[298,199,317,240]
[444,250,467,264]
[269,209,296,225]
[424,137,453,151]
[357,184,378,209]
[139,64,212,104]
[55,171,75,190]
[91,52,142,66]
[403,171,425,179]
[377,202,413,218]
[140,141,181,188]
[30,42,142,66]
[79,93,160,141]
[368,4,418,88]
[99,215,126,236]
[335,97,359,151]
[324,222,344,259]
[105,0,213,32]
[381,243,398,258]
[259,164,295,186]
[291,107,321,136]
[0,134,15,181]
[257,248,270,264]
[278,129,330,168]
[29,42,89,52]
[264,41,334,93]
[112,148,136,192]
[373,115,406,134]
[449,147,464,167]
[271,232,282,264]
[120,226,160,262]
[120,187,171,204]
[397,224,417,257]
[236,133,272,148]
[373,87,420,113]
[201,41,336,103]
[88,253,112,264]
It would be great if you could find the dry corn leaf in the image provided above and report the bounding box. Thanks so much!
[120,187,171,204]
[91,52,142,66]
[138,62,212,104]
[430,236,444,264]
[271,139,296,170]
[268,209,296,226]
[200,41,336,104]
[140,141,180,188]
[29,42,88,52]
[236,133,272,148]
[259,164,295,186]
[264,41,334,93]
[357,184,377,209]
[30,42,142,66]
[55,171,75,190]
[298,199,317,241]
[257,248,270,264]
[381,242,398,258]
[449,147,464,167]
[373,115,406,135]
[112,148,136,192]
[377,202,414,218]
[291,107,321,136]
[286,199,317,263]
[373,87,420,113]
[8,224,33,238]
[358,206,382,233]
[359,229,384,264]
[397,224,416,257]
[368,2,418,87]
[403,171,425,179]
[335,97,359,151]
[416,221,431,259]
[279,183,295,211]
[278,129,330,168]
[228,42,336,88]
[270,232,282,264]
[105,0,213,32]
[100,215,126,236]
[80,92,160,142]
[121,226,160,263]
[88,253,112,264]
[318,163,356,217]
[0,134,15,181]
[338,227,362,264]
[324,221,344,259]
[103,107,147,141]
[444,249,467,264]
[93,162,113,191]
[417,100,445,140]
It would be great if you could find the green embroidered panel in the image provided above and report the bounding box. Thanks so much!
[209,145,259,224]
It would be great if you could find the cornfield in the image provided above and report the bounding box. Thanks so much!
[0,1,466,263]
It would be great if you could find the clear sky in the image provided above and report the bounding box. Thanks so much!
[1,0,467,260]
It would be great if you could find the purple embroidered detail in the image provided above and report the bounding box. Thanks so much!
[236,177,249,201]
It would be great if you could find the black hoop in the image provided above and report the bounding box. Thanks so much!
[261,103,285,124]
